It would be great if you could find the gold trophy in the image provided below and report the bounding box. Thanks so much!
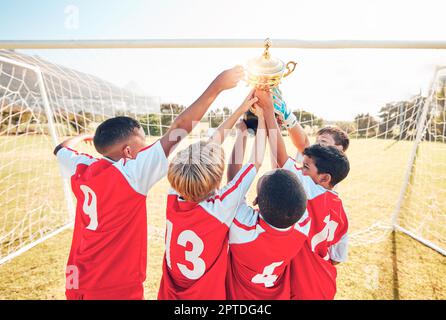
[244,38,298,132]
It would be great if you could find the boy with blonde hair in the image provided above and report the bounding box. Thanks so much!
[158,90,267,300]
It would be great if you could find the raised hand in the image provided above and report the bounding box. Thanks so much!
[213,66,245,91]
[253,103,264,119]
[54,133,94,155]
[254,89,274,112]
[208,89,257,145]
[238,89,258,113]
[82,133,94,146]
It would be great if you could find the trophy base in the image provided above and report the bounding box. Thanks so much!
[246,75,282,90]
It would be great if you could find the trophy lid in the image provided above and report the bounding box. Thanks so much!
[246,38,285,76]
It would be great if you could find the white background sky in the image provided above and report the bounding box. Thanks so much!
[2,0,446,120]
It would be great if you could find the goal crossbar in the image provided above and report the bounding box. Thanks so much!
[2,39,446,49]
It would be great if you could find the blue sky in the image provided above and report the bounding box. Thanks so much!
[1,0,446,120]
[0,0,294,40]
[3,0,446,40]
[0,0,163,39]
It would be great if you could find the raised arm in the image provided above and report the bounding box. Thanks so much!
[227,120,248,182]
[53,133,93,156]
[248,106,267,171]
[288,123,310,154]
[160,66,244,157]
[272,88,310,153]
[256,89,289,168]
[208,89,257,145]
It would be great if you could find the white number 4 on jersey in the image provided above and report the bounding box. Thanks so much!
[251,261,284,288]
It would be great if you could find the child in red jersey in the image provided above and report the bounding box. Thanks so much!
[157,90,267,300]
[54,66,244,300]
[226,160,309,299]
[256,89,350,300]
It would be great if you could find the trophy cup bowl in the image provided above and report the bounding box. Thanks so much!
[243,38,297,132]
[245,38,297,90]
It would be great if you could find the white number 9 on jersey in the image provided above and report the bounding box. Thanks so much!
[165,220,206,280]
[80,185,98,231]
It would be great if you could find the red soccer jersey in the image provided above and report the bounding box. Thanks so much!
[283,158,349,300]
[157,163,257,300]
[226,203,310,300]
[56,140,168,299]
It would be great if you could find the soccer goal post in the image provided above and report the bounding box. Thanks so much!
[392,67,446,256]
[0,55,75,265]
[0,39,445,265]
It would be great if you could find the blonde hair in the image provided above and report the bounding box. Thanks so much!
[168,141,225,203]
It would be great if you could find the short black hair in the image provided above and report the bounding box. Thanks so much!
[303,144,350,187]
[258,169,307,229]
[316,126,350,151]
[93,116,141,154]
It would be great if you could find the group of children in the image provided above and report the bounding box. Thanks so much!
[54,66,350,300]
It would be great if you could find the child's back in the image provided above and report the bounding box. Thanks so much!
[59,137,167,299]
[227,206,309,300]
[282,151,349,300]
[159,162,256,299]
[226,169,309,300]
[289,191,348,300]
[158,89,266,300]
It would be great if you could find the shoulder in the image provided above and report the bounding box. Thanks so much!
[209,163,256,202]
[327,192,348,218]
[56,146,96,160]
[56,147,97,178]
[229,205,264,245]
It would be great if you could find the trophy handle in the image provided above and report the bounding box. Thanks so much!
[283,61,298,78]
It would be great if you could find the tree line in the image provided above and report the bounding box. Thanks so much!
[1,98,445,142]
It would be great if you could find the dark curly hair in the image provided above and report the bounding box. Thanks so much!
[303,144,350,187]
[258,169,307,229]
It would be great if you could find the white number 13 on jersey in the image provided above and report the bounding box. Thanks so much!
[165,220,206,280]
[80,185,98,231]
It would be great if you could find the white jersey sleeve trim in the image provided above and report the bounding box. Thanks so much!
[294,209,311,237]
[233,201,258,228]
[113,140,168,196]
[199,163,257,227]
[329,233,349,262]
[56,147,97,178]
[229,202,264,245]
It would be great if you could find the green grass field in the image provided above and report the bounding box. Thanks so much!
[0,135,445,299]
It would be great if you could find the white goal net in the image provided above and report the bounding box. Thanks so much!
[343,70,446,252]
[0,48,445,264]
[393,71,446,253]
